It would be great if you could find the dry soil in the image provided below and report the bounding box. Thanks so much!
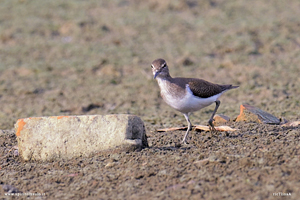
[1,0,300,199]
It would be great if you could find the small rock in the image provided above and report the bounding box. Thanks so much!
[235,104,280,124]
[157,170,167,176]
[110,153,120,161]
[213,114,230,126]
[25,163,32,172]
[14,149,19,157]
[105,162,116,168]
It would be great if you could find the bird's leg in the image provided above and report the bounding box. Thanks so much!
[182,113,192,144]
[208,100,220,132]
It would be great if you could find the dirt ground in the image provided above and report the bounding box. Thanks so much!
[1,0,300,199]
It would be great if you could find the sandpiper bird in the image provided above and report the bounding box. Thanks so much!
[151,58,238,144]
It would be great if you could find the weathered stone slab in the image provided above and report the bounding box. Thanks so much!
[235,104,280,124]
[15,115,148,161]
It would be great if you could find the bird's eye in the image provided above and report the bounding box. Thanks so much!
[162,63,166,68]
[151,64,154,69]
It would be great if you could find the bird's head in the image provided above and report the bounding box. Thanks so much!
[151,58,170,79]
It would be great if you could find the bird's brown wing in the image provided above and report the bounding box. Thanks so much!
[186,78,236,98]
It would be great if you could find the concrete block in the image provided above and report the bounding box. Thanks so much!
[15,115,148,161]
[235,104,280,124]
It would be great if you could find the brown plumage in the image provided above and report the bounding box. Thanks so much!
[189,79,238,98]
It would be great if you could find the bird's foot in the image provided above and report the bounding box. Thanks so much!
[209,125,216,132]
[181,139,189,145]
[191,125,196,131]
[208,119,218,134]
[209,127,218,138]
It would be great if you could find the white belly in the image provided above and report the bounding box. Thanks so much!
[161,84,223,114]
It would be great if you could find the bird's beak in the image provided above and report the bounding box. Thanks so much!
[153,71,159,79]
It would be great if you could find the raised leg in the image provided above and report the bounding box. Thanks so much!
[208,100,220,131]
[182,113,192,144]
